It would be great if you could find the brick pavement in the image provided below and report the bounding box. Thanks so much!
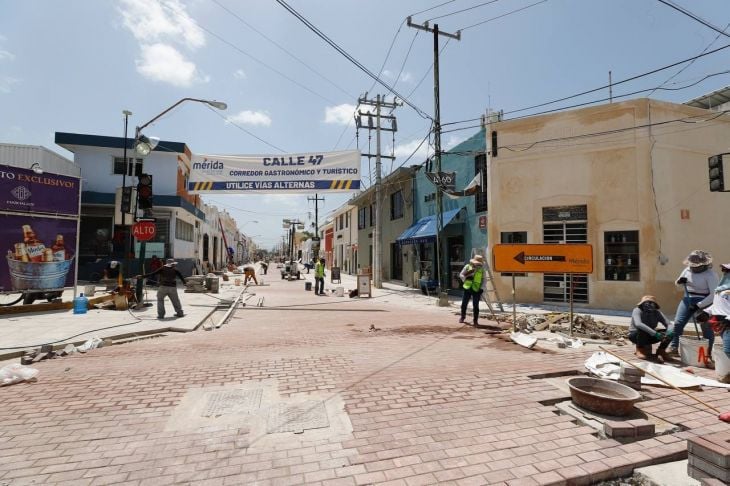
[1,279,729,485]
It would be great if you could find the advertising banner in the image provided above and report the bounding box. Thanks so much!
[1,214,77,292]
[187,150,361,194]
[0,164,80,216]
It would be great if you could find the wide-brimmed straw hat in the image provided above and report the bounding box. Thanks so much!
[470,255,485,266]
[637,295,660,309]
[721,263,730,272]
[683,250,712,267]
[164,258,178,267]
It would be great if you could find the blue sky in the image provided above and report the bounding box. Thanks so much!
[1,0,729,249]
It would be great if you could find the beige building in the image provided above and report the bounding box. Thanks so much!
[351,167,416,281]
[487,97,730,310]
[331,204,357,274]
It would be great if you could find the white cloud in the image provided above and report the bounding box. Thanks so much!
[443,135,465,150]
[135,43,205,87]
[324,104,356,125]
[118,0,204,49]
[382,69,413,84]
[226,110,272,127]
[0,75,20,94]
[0,49,14,61]
[394,138,431,161]
[233,68,246,80]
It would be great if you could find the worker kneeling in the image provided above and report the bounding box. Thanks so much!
[629,295,674,363]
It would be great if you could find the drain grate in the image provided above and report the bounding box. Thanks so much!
[267,400,330,434]
[202,389,263,418]
[528,370,582,380]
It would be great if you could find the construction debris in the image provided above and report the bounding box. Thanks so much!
[494,312,629,342]
[0,364,39,386]
[510,332,538,349]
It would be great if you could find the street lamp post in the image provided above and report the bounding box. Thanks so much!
[133,98,227,277]
[121,110,132,282]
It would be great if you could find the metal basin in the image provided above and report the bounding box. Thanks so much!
[567,377,641,416]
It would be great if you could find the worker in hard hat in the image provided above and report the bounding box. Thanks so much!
[629,295,674,363]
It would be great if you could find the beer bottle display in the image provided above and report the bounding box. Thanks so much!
[21,225,46,262]
[51,234,68,261]
[14,243,29,262]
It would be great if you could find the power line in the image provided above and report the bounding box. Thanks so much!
[392,31,419,91]
[196,22,338,105]
[656,0,730,39]
[210,0,355,100]
[410,0,458,18]
[442,40,730,127]
[459,0,547,31]
[427,0,501,22]
[648,21,730,96]
[274,0,433,121]
[206,106,287,153]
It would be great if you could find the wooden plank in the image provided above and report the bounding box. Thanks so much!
[0,293,114,316]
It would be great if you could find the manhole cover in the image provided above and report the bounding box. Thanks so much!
[202,389,262,418]
[267,400,330,434]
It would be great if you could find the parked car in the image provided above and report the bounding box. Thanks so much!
[280,261,301,280]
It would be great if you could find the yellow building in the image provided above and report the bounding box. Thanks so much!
[487,97,730,310]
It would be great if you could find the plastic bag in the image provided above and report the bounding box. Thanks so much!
[0,364,39,386]
[76,337,103,353]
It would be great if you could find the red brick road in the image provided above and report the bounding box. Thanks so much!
[1,281,729,485]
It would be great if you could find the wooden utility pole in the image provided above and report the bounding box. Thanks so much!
[356,95,400,288]
[407,18,460,300]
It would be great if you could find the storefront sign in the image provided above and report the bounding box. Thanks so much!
[188,151,361,194]
[493,244,593,273]
[0,164,80,215]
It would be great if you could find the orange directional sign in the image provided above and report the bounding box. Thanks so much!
[492,244,593,273]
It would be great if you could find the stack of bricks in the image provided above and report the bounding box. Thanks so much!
[618,362,644,390]
[687,431,730,483]
[603,418,655,440]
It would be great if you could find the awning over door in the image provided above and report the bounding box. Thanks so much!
[396,207,464,246]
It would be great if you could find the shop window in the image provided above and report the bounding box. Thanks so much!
[474,154,487,213]
[113,157,143,177]
[500,231,527,276]
[604,230,639,281]
[390,190,404,220]
[175,218,194,242]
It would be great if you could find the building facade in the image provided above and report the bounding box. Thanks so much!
[487,98,730,310]
[331,204,357,275]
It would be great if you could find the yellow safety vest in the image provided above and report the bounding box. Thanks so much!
[315,262,324,278]
[463,264,484,291]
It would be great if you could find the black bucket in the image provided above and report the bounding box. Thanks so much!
[305,282,312,291]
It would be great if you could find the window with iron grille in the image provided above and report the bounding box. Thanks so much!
[390,190,404,220]
[474,154,487,213]
[358,207,366,229]
[113,157,144,177]
[175,218,194,242]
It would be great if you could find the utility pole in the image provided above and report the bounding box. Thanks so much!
[307,193,325,259]
[407,18,460,300]
[356,94,400,288]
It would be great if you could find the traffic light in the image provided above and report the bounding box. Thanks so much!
[709,154,725,192]
[137,173,153,210]
[121,186,132,213]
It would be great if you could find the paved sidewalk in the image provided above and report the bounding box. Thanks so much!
[0,281,246,361]
[1,275,728,485]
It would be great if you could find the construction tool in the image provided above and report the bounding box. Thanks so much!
[599,346,730,423]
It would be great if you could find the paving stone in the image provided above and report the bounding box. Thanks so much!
[688,435,730,468]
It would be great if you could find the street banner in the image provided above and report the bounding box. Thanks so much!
[0,164,80,215]
[188,150,361,194]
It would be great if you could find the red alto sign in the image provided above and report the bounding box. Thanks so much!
[132,221,156,241]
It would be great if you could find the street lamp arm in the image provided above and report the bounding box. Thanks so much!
[135,97,228,136]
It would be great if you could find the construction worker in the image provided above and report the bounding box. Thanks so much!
[314,257,326,295]
[243,264,258,285]
[629,295,674,363]
[136,258,187,320]
[459,255,485,326]
[668,250,718,356]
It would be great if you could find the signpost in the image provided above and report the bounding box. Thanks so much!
[492,244,594,335]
